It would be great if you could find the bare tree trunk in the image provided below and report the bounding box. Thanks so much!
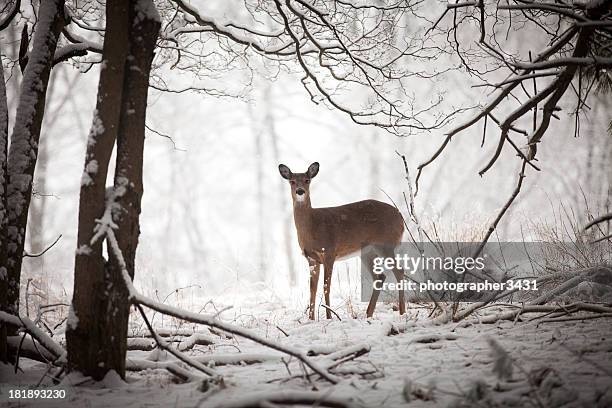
[0,41,9,363]
[5,0,65,319]
[67,0,130,380]
[67,0,160,380]
[107,0,160,378]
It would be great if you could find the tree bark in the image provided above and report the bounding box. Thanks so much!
[0,40,9,363]
[67,0,130,380]
[67,0,160,380]
[106,0,160,378]
[5,0,65,321]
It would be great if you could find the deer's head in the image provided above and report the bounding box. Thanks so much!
[278,162,319,204]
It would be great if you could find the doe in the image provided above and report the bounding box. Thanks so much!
[279,162,406,319]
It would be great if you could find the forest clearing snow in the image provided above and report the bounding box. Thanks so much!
[2,301,612,408]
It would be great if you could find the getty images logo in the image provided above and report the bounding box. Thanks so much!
[372,253,486,275]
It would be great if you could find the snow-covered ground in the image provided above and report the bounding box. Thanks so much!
[2,297,612,408]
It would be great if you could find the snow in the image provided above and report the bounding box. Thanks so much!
[86,160,98,175]
[135,0,161,24]
[87,109,104,147]
[102,370,126,389]
[2,300,611,407]
[67,304,79,330]
[75,245,92,256]
[80,160,99,186]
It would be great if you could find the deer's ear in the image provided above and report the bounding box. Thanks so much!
[307,162,319,178]
[278,164,292,180]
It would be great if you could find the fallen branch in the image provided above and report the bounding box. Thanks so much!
[127,333,214,352]
[176,333,215,351]
[462,302,612,325]
[194,352,281,366]
[453,274,560,322]
[135,304,220,379]
[320,304,342,321]
[324,344,370,371]
[537,313,612,325]
[531,266,612,304]
[126,359,200,382]
[7,335,56,363]
[0,311,65,364]
[127,338,156,351]
[129,328,213,338]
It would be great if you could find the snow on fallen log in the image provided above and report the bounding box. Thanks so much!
[531,266,612,304]
[127,333,215,351]
[307,342,373,358]
[307,343,347,356]
[125,359,200,382]
[213,390,360,408]
[460,302,612,325]
[453,267,612,322]
[176,333,215,351]
[382,321,415,336]
[324,344,370,366]
[129,327,214,338]
[127,337,156,351]
[194,352,281,366]
[7,335,56,363]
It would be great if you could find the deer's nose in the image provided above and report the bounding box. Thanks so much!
[296,188,305,196]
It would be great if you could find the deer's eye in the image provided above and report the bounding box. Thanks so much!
[290,180,296,185]
[305,179,310,184]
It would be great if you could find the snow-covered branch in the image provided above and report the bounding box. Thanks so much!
[415,0,611,190]
[0,311,66,363]
[161,0,460,134]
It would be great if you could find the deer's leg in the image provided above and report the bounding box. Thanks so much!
[362,246,387,317]
[382,246,406,316]
[323,257,334,319]
[308,259,320,320]
[392,268,406,315]
[366,269,385,318]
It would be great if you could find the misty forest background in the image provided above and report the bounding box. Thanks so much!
[2,1,610,305]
